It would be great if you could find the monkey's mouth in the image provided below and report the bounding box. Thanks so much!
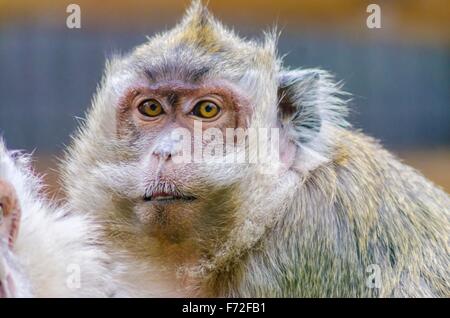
[143,192,196,204]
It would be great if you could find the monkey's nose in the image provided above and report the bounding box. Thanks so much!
[152,149,172,161]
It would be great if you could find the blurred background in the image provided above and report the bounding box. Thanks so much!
[0,0,449,194]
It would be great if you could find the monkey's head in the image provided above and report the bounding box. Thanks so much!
[63,1,348,262]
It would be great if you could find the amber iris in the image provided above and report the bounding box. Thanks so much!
[192,101,220,119]
[138,99,163,117]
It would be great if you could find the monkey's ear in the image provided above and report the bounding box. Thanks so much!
[277,69,349,145]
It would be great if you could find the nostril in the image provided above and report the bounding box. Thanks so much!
[153,149,172,161]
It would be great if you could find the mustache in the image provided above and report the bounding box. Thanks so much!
[143,179,186,198]
[92,161,198,199]
[91,160,242,201]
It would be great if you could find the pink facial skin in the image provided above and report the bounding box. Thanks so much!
[0,180,21,298]
[0,180,20,249]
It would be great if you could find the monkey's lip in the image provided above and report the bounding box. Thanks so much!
[143,192,196,204]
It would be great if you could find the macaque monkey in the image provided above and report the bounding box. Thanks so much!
[1,1,448,297]
[58,2,449,297]
[0,142,112,297]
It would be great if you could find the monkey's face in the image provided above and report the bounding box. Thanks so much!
[112,75,255,240]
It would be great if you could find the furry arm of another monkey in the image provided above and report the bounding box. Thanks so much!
[0,140,113,297]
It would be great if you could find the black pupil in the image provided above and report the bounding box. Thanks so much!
[205,104,213,112]
[149,103,158,111]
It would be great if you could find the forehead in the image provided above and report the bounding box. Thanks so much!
[113,22,280,104]
[132,43,220,84]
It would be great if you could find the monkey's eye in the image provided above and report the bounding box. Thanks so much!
[192,101,220,119]
[138,99,163,117]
